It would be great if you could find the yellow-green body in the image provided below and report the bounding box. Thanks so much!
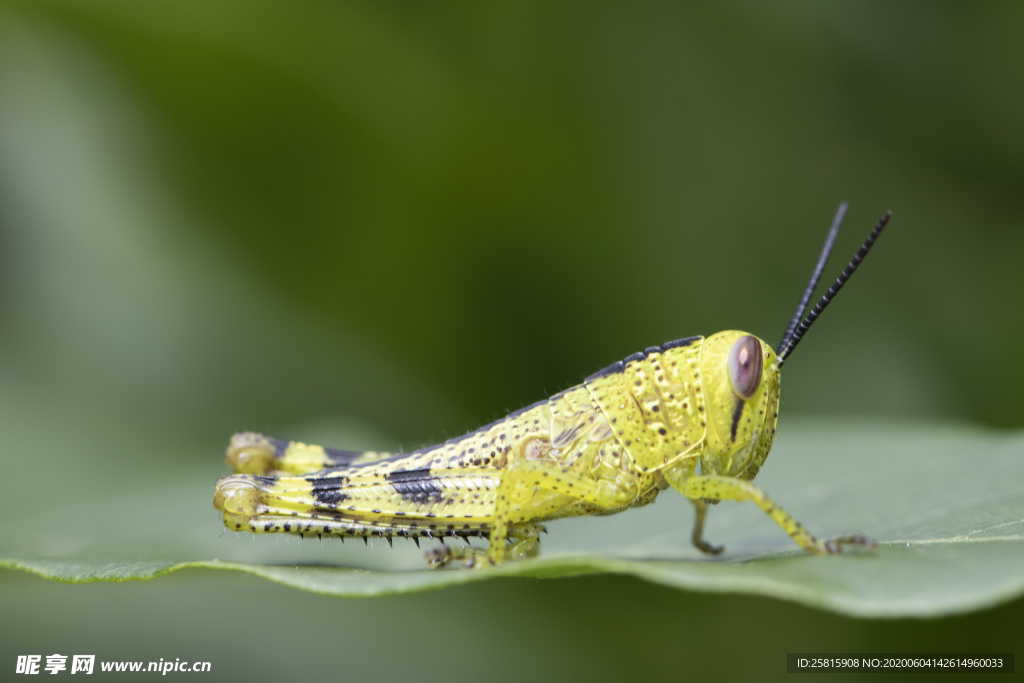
[214,330,869,567]
[214,204,891,567]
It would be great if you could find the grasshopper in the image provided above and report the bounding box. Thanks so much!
[213,203,891,568]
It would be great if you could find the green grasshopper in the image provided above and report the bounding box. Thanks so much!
[214,204,891,568]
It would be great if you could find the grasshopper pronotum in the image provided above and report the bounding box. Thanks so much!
[213,204,890,568]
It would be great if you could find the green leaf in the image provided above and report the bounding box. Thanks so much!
[2,420,1021,618]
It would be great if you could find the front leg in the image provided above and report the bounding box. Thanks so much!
[682,474,876,555]
[689,498,723,555]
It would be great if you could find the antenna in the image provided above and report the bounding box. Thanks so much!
[777,202,848,353]
[777,208,893,365]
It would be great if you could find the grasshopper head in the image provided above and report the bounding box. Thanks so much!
[699,331,780,480]
[698,205,893,482]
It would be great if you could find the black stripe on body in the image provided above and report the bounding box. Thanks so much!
[586,360,625,381]
[386,468,446,504]
[585,336,702,382]
[308,476,349,507]
[660,336,700,350]
[730,399,745,442]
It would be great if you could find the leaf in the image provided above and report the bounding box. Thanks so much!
[2,420,1021,618]
[2,10,1019,621]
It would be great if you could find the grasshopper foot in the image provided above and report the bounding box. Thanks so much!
[424,544,493,570]
[822,533,877,554]
[694,539,724,556]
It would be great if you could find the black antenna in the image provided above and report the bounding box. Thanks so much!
[777,202,848,353]
[777,209,893,365]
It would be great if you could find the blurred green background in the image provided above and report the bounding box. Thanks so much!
[1,1,1021,681]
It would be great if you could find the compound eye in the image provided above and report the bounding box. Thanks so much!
[728,335,763,399]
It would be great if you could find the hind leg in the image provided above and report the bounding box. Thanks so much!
[225,432,392,475]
